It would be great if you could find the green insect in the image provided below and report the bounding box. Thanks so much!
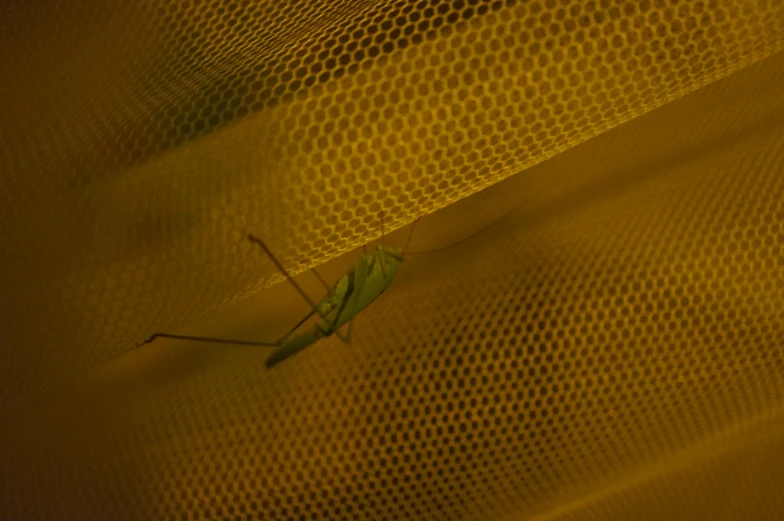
[140,218,419,368]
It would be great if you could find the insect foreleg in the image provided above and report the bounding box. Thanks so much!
[342,254,370,344]
[319,274,354,344]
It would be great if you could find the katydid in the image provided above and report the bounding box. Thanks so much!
[139,218,419,368]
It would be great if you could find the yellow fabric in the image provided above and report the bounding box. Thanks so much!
[1,1,784,519]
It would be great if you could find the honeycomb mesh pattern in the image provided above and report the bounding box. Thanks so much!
[1,0,783,409]
[2,1,784,520]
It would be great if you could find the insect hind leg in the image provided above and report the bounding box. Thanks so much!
[247,234,350,343]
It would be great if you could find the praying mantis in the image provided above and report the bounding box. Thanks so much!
[140,218,420,367]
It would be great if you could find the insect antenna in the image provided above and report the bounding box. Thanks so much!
[378,212,388,277]
[402,217,420,258]
[406,206,516,256]
[380,211,386,247]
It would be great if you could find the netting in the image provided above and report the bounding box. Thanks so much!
[1,1,784,520]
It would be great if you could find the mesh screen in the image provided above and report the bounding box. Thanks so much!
[1,1,784,520]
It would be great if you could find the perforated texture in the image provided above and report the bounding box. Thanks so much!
[2,0,783,409]
[1,1,784,520]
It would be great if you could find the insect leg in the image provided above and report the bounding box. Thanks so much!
[138,333,276,348]
[248,234,350,343]
[310,267,331,292]
[341,252,369,344]
[140,278,323,349]
[318,271,355,344]
[276,306,318,345]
